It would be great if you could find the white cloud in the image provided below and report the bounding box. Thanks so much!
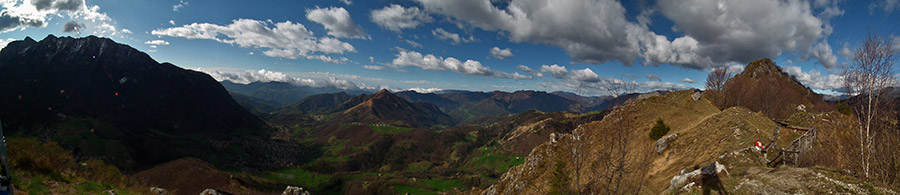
[404,39,423,48]
[516,65,543,78]
[811,41,839,68]
[490,47,513,60]
[783,65,844,91]
[339,0,351,5]
[120,28,131,34]
[306,6,368,39]
[0,0,118,37]
[0,38,15,49]
[869,0,900,14]
[369,56,374,63]
[838,44,852,58]
[305,55,349,64]
[432,28,475,45]
[151,18,356,63]
[404,87,443,93]
[172,0,188,12]
[679,78,695,83]
[144,40,169,45]
[363,65,385,70]
[169,20,175,25]
[892,35,900,51]
[390,50,531,79]
[656,0,834,68]
[413,0,837,70]
[540,64,568,79]
[194,68,361,90]
[646,74,661,81]
[370,4,433,33]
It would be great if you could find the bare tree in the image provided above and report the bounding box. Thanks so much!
[842,31,898,179]
[706,68,731,92]
[705,68,732,108]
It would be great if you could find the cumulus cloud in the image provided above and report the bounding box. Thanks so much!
[646,74,661,81]
[172,0,188,12]
[490,47,513,60]
[62,20,83,33]
[370,4,433,32]
[432,28,475,45]
[363,65,385,70]
[516,65,543,78]
[194,68,361,90]
[151,19,355,63]
[339,0,351,5]
[1,0,116,35]
[540,64,569,79]
[144,40,169,45]
[656,0,834,68]
[306,6,368,39]
[679,78,695,83]
[783,66,844,91]
[413,0,837,70]
[391,50,531,79]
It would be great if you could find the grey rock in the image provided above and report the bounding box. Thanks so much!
[656,133,679,153]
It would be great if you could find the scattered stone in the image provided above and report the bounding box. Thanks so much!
[282,186,311,195]
[656,133,678,154]
[150,187,168,195]
[691,92,702,101]
[796,104,807,112]
[199,189,222,195]
[669,161,728,190]
[103,189,116,195]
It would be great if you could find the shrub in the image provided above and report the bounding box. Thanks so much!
[549,160,573,195]
[649,118,670,140]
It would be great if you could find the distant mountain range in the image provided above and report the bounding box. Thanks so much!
[225,81,644,124]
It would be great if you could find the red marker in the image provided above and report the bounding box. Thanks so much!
[115,92,118,96]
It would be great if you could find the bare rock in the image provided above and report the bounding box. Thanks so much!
[150,187,168,195]
[282,186,310,195]
[692,92,701,101]
[656,133,678,154]
[199,189,222,195]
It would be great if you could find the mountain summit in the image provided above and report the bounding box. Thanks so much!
[336,89,456,127]
[0,35,269,168]
[721,58,832,120]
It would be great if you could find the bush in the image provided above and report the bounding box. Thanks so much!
[649,118,670,140]
[549,160,573,195]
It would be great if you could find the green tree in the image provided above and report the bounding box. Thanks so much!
[549,160,574,195]
[649,118,670,140]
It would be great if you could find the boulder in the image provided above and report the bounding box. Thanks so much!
[199,189,222,195]
[656,133,679,154]
[150,187,168,195]
[692,92,702,101]
[282,186,311,195]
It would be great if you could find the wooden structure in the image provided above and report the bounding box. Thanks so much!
[761,121,817,166]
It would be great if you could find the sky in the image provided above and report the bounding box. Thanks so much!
[1,0,899,96]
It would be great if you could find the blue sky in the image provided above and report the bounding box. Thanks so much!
[1,0,899,96]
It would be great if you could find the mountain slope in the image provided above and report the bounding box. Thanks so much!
[721,58,833,120]
[334,89,456,127]
[0,35,270,169]
[474,90,891,194]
